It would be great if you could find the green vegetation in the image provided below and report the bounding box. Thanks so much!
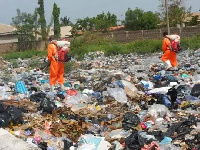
[38,0,47,40]
[158,0,191,27]
[52,3,61,38]
[2,33,200,61]
[3,50,47,60]
[124,8,160,30]
[72,12,117,36]
[60,16,73,26]
[70,32,200,59]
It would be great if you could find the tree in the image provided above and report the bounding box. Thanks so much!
[73,12,117,33]
[75,17,92,31]
[141,11,160,30]
[52,2,60,38]
[60,16,73,26]
[12,9,39,51]
[190,15,199,26]
[38,0,47,40]
[158,0,191,27]
[124,8,159,30]
[95,12,117,31]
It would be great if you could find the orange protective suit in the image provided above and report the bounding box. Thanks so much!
[169,51,177,67]
[161,37,171,62]
[48,42,65,86]
[161,36,178,67]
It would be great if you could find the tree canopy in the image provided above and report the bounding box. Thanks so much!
[72,11,117,34]
[37,0,47,40]
[60,16,73,26]
[52,3,61,38]
[158,0,191,27]
[124,8,160,30]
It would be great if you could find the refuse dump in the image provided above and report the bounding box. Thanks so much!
[0,50,199,149]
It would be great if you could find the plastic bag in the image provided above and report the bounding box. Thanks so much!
[0,112,11,127]
[148,131,165,142]
[38,142,48,150]
[106,129,131,139]
[107,88,128,103]
[140,80,154,90]
[78,144,95,150]
[148,87,171,95]
[148,104,170,120]
[6,105,23,125]
[39,98,56,114]
[30,92,46,103]
[0,101,6,113]
[192,74,200,83]
[78,134,105,150]
[66,93,90,105]
[191,84,200,97]
[63,138,73,150]
[159,144,181,150]
[165,75,178,82]
[111,141,123,150]
[167,87,177,104]
[92,92,102,100]
[159,136,172,145]
[125,130,144,150]
[15,81,27,94]
[67,89,78,96]
[121,80,138,92]
[122,112,140,130]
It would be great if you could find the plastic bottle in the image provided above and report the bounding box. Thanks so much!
[161,95,171,108]
[176,98,181,104]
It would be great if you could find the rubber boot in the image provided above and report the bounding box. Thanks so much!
[165,60,172,70]
[50,85,55,92]
[60,84,67,91]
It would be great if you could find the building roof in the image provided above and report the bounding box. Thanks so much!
[49,26,72,37]
[0,24,16,34]
[109,25,125,31]
[184,12,200,22]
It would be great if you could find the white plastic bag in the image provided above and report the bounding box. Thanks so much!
[148,104,170,120]
[148,87,171,94]
[121,80,138,92]
[159,144,181,150]
[107,88,128,103]
[78,134,109,150]
[65,93,90,105]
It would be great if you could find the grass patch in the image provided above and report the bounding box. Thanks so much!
[2,33,200,61]
[3,50,47,60]
[71,32,200,59]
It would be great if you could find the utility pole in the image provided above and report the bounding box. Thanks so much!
[165,0,170,34]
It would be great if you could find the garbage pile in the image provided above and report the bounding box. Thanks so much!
[0,49,199,150]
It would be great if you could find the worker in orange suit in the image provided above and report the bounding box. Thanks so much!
[47,36,65,92]
[161,32,172,70]
[169,34,179,68]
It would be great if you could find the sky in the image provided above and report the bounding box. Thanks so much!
[0,0,199,25]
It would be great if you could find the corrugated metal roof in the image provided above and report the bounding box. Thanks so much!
[48,26,72,37]
[184,12,200,22]
[0,24,16,34]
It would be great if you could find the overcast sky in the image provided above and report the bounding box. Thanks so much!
[0,0,199,25]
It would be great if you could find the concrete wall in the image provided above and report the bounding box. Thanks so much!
[0,41,47,54]
[0,26,200,54]
[0,34,18,44]
[101,26,200,43]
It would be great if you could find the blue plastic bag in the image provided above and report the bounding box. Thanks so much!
[15,81,27,94]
